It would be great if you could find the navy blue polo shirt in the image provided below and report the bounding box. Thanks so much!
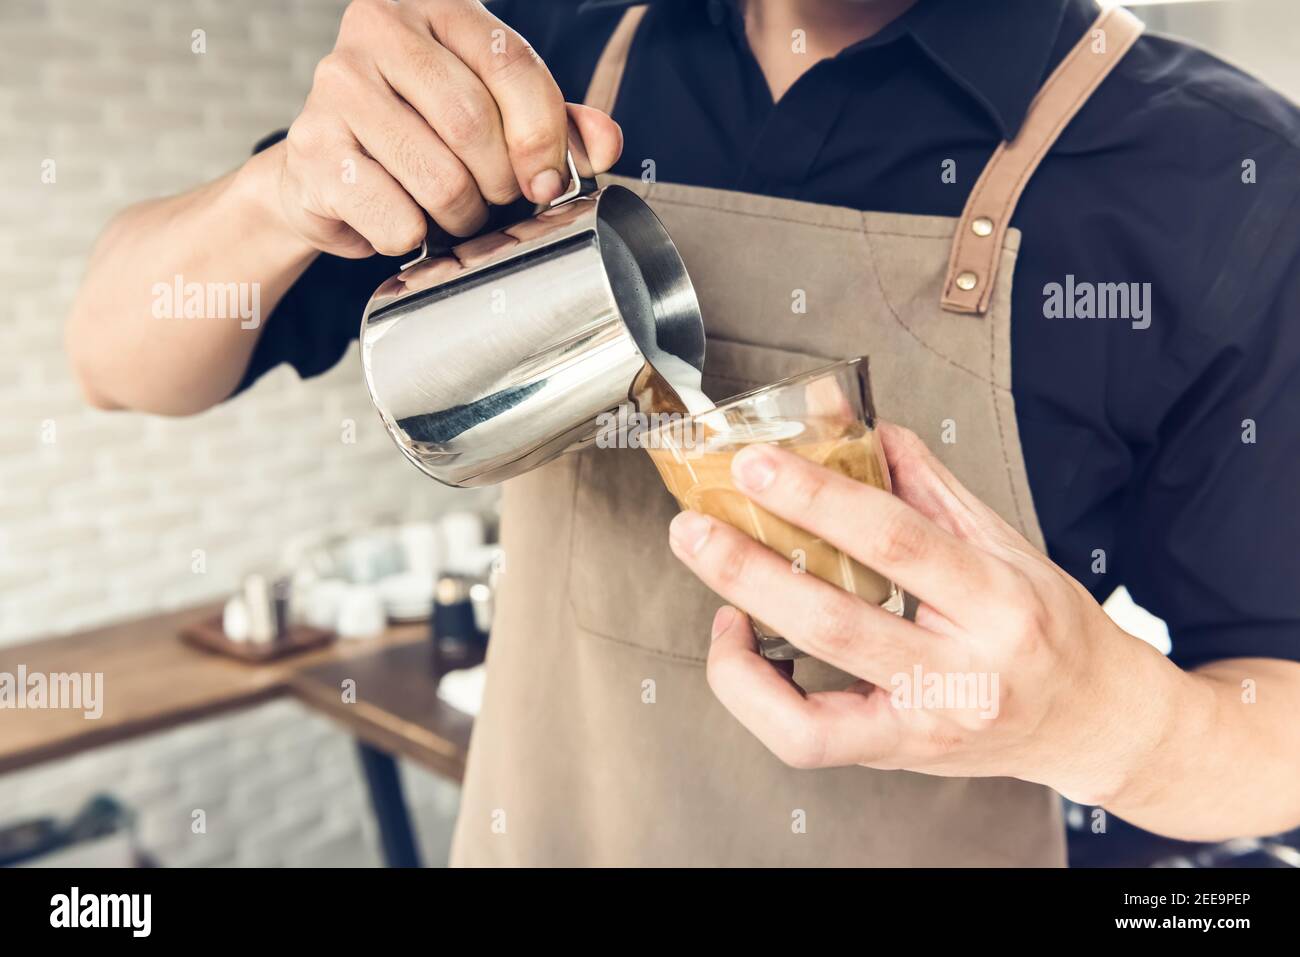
[240,0,1300,668]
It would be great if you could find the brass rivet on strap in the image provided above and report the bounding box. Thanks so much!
[955,271,978,292]
[972,216,994,237]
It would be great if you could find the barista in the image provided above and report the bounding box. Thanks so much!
[66,0,1300,863]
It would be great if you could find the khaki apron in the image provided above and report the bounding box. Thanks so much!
[451,5,1142,866]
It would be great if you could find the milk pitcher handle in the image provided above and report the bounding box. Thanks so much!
[402,149,598,270]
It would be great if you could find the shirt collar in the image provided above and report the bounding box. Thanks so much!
[577,0,1077,141]
[901,0,1074,140]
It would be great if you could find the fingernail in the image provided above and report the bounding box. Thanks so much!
[669,511,711,556]
[529,168,563,204]
[711,606,737,640]
[732,445,776,492]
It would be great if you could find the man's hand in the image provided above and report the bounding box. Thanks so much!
[68,0,624,413]
[279,0,623,258]
[666,422,1182,807]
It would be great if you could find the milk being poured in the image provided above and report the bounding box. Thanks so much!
[599,219,716,416]
[646,352,717,416]
[600,216,795,443]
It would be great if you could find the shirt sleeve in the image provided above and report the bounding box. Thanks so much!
[229,129,406,396]
[1117,175,1300,669]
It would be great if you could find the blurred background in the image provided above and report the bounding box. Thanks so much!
[0,0,1296,867]
[0,0,496,867]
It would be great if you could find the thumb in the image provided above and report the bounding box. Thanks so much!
[566,103,624,176]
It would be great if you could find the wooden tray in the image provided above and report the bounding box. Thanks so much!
[180,615,335,663]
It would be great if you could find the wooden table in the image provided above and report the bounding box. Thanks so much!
[0,604,478,866]
[289,640,483,866]
[288,641,479,782]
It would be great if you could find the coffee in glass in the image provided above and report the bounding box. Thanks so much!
[643,357,903,659]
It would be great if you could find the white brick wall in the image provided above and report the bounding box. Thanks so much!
[0,0,488,866]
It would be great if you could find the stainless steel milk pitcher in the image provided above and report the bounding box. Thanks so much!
[360,153,706,488]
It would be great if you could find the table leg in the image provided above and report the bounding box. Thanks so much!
[356,742,422,868]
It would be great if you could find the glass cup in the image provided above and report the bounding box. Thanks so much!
[644,357,903,659]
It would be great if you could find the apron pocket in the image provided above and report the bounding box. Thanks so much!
[567,338,841,661]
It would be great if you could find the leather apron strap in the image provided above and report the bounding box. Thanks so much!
[941,6,1144,314]
[583,4,1143,317]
